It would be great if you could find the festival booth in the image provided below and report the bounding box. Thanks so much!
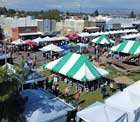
[65,34,80,43]
[45,52,108,91]
[124,80,140,98]
[121,34,140,40]
[110,40,140,55]
[105,91,140,122]
[11,39,25,45]
[91,35,115,45]
[110,40,140,65]
[39,44,64,59]
[42,36,69,45]
[77,102,128,122]
[77,43,88,54]
[21,89,75,122]
[32,37,43,45]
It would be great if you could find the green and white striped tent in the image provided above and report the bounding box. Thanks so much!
[110,40,140,54]
[45,53,108,82]
[91,35,115,45]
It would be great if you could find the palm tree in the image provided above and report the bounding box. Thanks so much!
[0,65,26,122]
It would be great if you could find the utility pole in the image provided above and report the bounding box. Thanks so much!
[4,39,7,64]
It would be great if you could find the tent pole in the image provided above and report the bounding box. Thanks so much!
[51,50,52,60]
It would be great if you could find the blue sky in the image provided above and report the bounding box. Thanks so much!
[0,0,140,12]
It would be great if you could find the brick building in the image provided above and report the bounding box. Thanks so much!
[11,26,41,40]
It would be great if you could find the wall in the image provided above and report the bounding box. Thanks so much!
[11,26,38,41]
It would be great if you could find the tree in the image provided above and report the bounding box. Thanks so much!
[130,11,136,18]
[44,9,62,20]
[0,65,25,122]
[94,10,99,16]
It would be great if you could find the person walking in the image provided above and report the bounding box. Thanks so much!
[65,86,70,97]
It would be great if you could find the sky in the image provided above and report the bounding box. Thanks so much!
[0,0,140,12]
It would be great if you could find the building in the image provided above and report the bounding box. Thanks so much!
[0,15,56,40]
[56,19,98,34]
[104,18,140,30]
[36,19,56,33]
[11,26,42,40]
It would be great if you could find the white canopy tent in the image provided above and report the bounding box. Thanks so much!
[77,102,127,122]
[39,44,64,52]
[121,33,140,40]
[50,36,69,41]
[77,43,88,53]
[105,91,140,122]
[124,80,140,98]
[42,36,69,42]
[32,37,43,44]
[42,36,51,42]
[78,32,91,37]
[77,43,88,47]
[78,29,138,38]
[11,39,25,45]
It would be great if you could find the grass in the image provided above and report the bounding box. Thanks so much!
[39,69,51,76]
[57,82,113,109]
[39,65,140,109]
[127,72,140,81]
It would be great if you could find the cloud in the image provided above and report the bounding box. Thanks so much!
[0,0,140,11]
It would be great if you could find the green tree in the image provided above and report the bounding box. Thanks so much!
[7,9,16,16]
[0,7,8,15]
[45,9,62,20]
[0,65,25,122]
[130,10,136,18]
[94,10,99,16]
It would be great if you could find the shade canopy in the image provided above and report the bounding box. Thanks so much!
[45,53,108,82]
[42,36,69,42]
[39,44,64,52]
[110,40,140,54]
[19,71,46,84]
[77,102,127,122]
[32,37,43,44]
[121,33,140,40]
[42,36,51,42]
[124,80,140,97]
[105,91,140,122]
[25,41,36,46]
[65,34,80,40]
[113,76,133,85]
[11,39,25,45]
[21,89,74,122]
[91,35,115,45]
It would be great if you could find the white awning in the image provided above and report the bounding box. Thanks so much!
[121,33,140,39]
[19,32,43,36]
